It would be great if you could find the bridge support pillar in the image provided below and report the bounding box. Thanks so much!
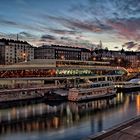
[55,80,58,86]
[105,77,108,81]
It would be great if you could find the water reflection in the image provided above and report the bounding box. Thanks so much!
[136,94,140,115]
[0,92,139,140]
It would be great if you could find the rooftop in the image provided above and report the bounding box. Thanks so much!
[0,38,30,45]
[37,44,91,52]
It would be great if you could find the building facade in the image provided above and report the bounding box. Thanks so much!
[0,38,34,65]
[34,45,91,61]
[34,45,55,59]
[81,48,91,61]
[92,49,140,68]
[53,45,81,60]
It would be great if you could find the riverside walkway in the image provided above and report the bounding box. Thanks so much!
[88,116,140,140]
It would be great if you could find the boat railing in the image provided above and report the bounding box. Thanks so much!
[115,82,140,88]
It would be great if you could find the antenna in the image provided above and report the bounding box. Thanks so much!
[17,34,19,41]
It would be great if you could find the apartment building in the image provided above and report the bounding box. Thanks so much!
[0,38,34,64]
[34,45,91,61]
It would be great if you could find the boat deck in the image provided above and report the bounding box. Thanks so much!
[53,89,68,96]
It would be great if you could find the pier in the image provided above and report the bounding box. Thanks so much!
[0,85,65,102]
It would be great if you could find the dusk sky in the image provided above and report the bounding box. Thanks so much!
[0,0,140,50]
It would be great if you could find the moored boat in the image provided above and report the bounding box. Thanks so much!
[44,89,68,101]
[68,81,116,102]
[115,80,140,92]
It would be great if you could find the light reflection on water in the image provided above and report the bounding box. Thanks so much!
[0,92,140,140]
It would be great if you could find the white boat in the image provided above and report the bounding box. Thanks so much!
[115,79,140,92]
[129,78,140,84]
[68,81,116,102]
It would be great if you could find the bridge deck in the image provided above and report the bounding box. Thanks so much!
[0,75,122,80]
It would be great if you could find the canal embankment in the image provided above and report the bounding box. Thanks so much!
[88,115,140,140]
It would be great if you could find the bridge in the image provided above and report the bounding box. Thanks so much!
[0,59,128,77]
[0,59,129,89]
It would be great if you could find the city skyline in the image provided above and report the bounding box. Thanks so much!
[0,0,140,51]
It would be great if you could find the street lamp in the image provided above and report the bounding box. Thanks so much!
[22,53,26,62]
[93,57,96,61]
[61,55,65,60]
[118,58,121,66]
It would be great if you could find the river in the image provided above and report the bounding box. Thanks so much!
[0,91,140,140]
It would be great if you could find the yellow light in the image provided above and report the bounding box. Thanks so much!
[118,59,121,62]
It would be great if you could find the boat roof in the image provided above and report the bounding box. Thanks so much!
[53,89,68,96]
[129,79,140,83]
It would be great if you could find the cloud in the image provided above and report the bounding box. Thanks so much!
[137,46,140,51]
[67,0,140,41]
[49,28,79,35]
[67,20,112,32]
[19,32,37,38]
[1,0,140,49]
[0,31,41,47]
[123,41,138,50]
[60,37,69,40]
[0,32,6,37]
[107,18,140,41]
[0,18,18,26]
[0,17,45,33]
[114,46,119,49]
[59,36,96,49]
[41,34,56,41]
[112,0,140,17]
[0,31,38,39]
[47,15,113,33]
[38,32,96,49]
[70,0,140,19]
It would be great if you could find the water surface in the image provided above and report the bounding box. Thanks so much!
[0,92,140,140]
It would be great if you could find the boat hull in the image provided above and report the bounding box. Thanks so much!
[44,94,67,101]
[76,92,116,102]
[68,86,117,102]
[117,87,140,92]
[44,90,68,101]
